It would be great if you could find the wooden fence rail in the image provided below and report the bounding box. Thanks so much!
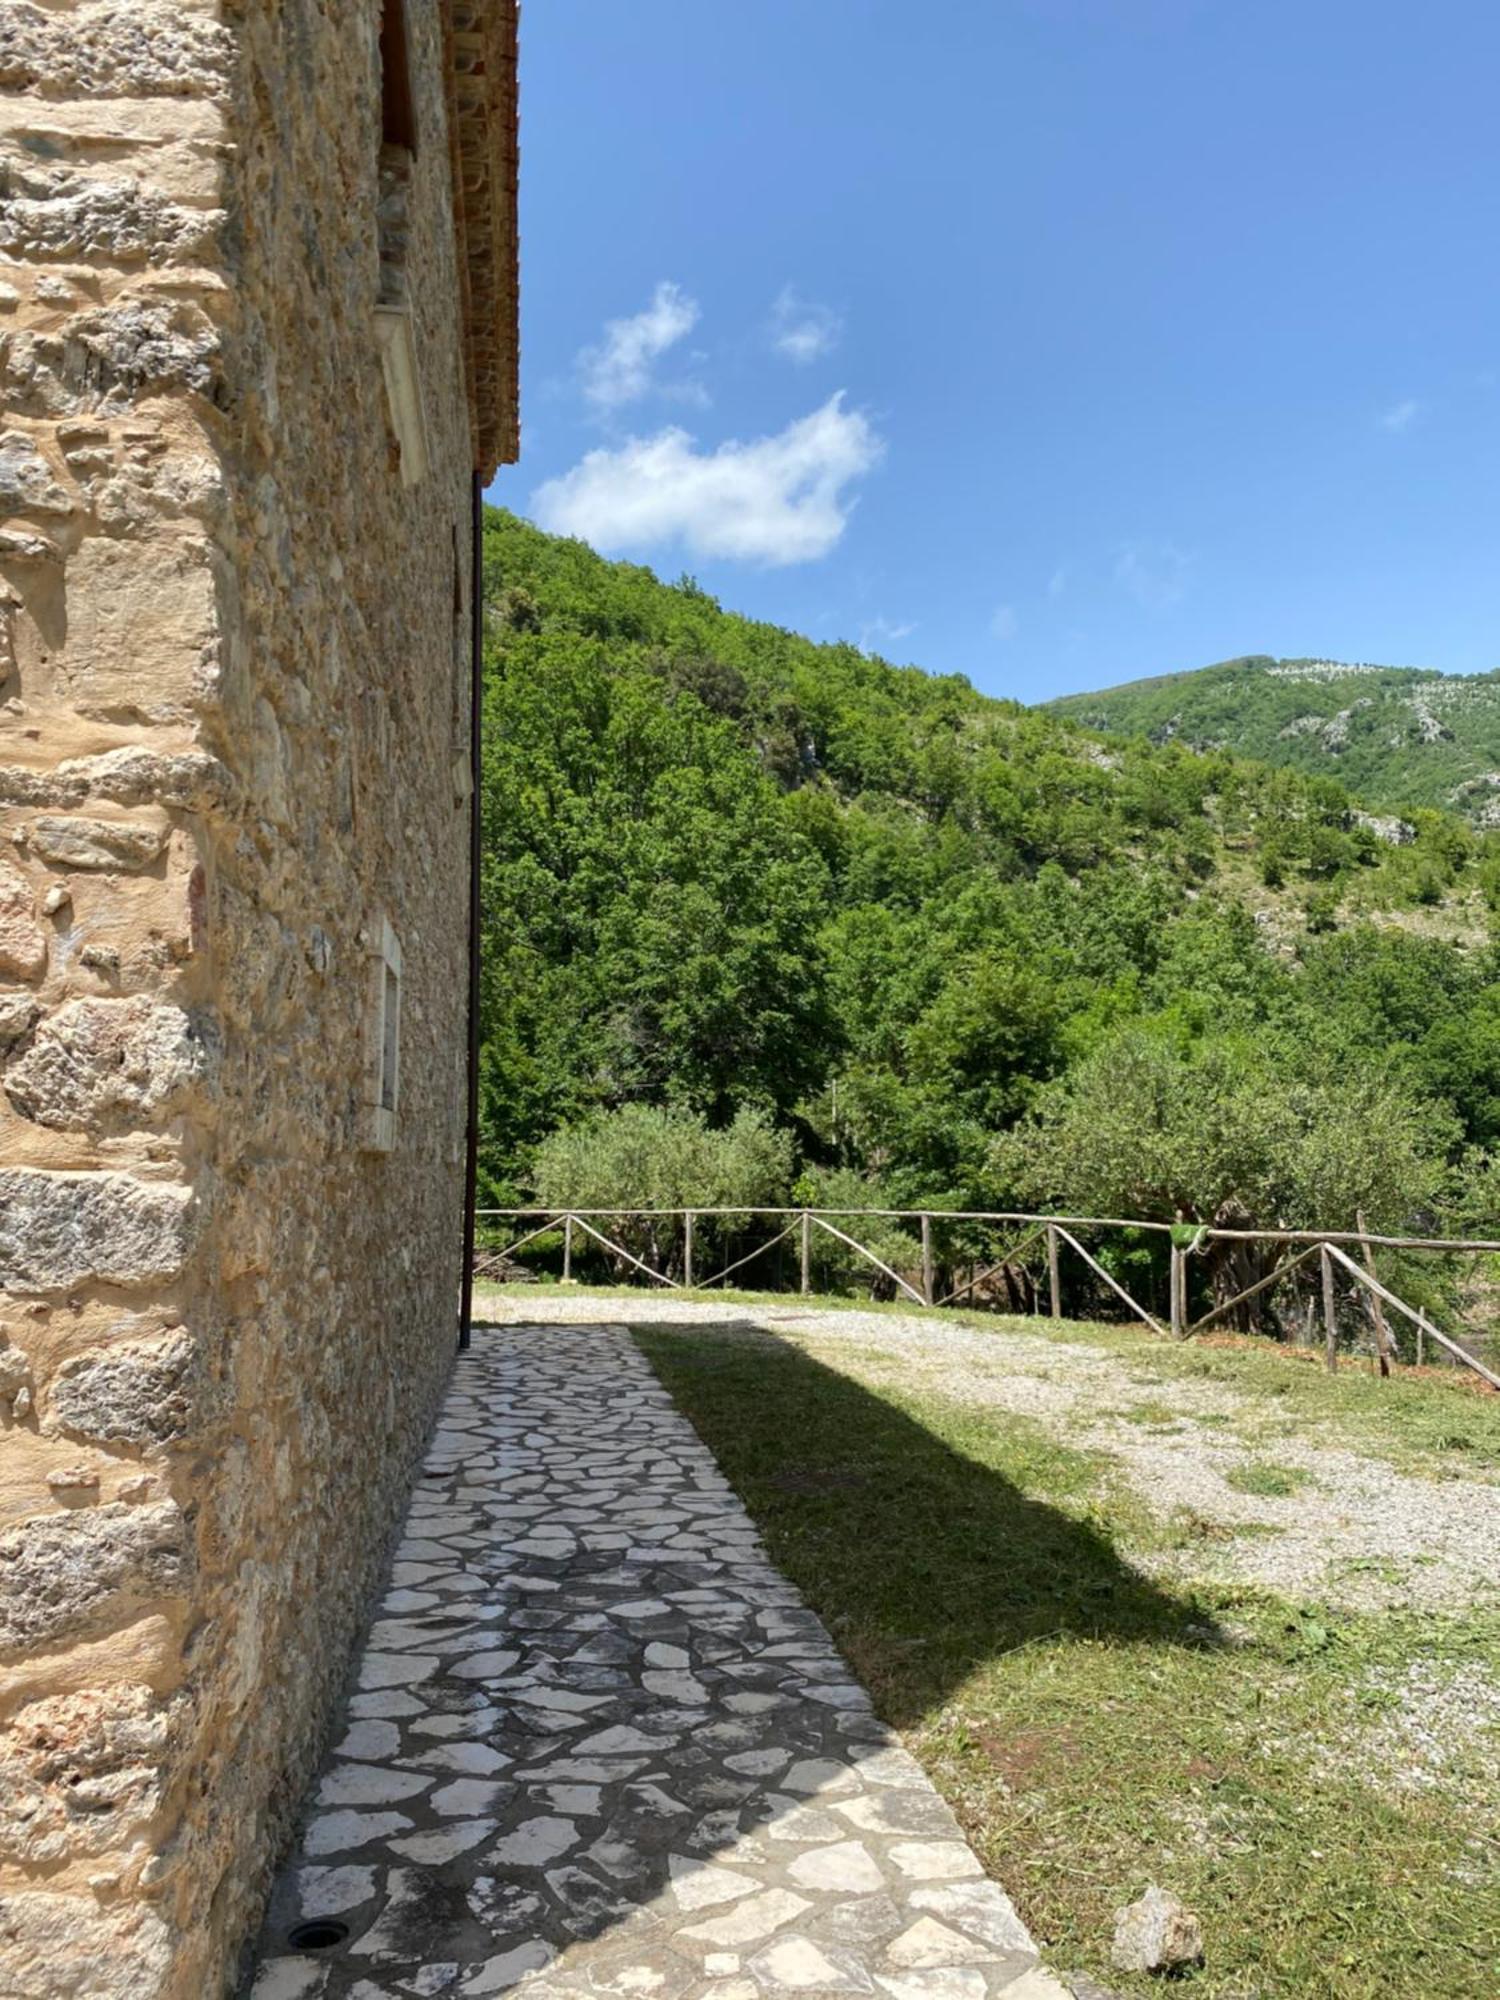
[471,1206,1500,1390]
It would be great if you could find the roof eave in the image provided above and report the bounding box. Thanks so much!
[443,0,520,479]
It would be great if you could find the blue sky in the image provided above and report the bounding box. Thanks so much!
[490,0,1500,703]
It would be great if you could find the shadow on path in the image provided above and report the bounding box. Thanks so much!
[244,1319,1216,2000]
[635,1319,1219,1729]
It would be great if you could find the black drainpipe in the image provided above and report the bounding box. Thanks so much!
[458,470,484,1351]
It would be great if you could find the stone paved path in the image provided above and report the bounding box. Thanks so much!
[246,1325,1065,2000]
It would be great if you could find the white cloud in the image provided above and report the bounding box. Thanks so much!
[1114,541,1192,611]
[990,605,1019,642]
[770,287,843,364]
[1378,398,1421,432]
[579,281,700,409]
[859,616,916,656]
[531,393,883,566]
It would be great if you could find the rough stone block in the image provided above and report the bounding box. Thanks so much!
[0,994,36,1045]
[0,97,226,207]
[0,1891,171,2000]
[0,1684,178,1866]
[5,996,216,1130]
[0,302,222,416]
[0,863,44,980]
[47,1330,195,1447]
[0,1501,185,1656]
[0,1341,32,1416]
[0,431,72,516]
[0,764,85,808]
[64,745,230,812]
[28,814,169,870]
[0,1168,196,1290]
[31,534,219,719]
[0,5,235,102]
[0,162,218,264]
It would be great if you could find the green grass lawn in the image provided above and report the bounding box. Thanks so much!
[632,1316,1500,1999]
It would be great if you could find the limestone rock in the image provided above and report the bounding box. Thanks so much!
[0,864,44,981]
[45,1465,100,1496]
[0,1501,186,1655]
[63,745,230,812]
[27,814,169,870]
[1110,1885,1203,1975]
[0,163,217,265]
[5,996,217,1131]
[0,1684,178,1866]
[0,751,227,816]
[0,6,235,100]
[1,303,222,417]
[0,1889,172,1999]
[0,1168,196,1290]
[33,534,219,717]
[0,431,72,516]
[1351,808,1415,848]
[0,769,68,819]
[0,525,56,560]
[0,993,36,1046]
[0,1342,33,1415]
[0,766,80,809]
[48,1331,196,1447]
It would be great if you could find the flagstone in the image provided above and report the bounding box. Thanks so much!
[885,1920,1001,1969]
[316,1763,433,1808]
[747,1935,873,1992]
[887,1845,985,1884]
[293,1865,377,1917]
[667,1859,764,1912]
[388,1820,498,1864]
[489,1814,581,1866]
[336,1720,403,1761]
[786,1842,885,1896]
[406,1740,510,1775]
[678,1889,813,1948]
[247,1324,1049,2000]
[302,1809,414,1857]
[906,1886,1033,1955]
[876,1972,989,2000]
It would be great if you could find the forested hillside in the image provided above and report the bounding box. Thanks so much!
[477,512,1500,1239]
[1050,654,1500,823]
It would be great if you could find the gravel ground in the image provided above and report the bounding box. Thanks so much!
[479,1292,1500,1615]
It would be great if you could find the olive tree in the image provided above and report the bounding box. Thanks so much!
[532,1103,794,1277]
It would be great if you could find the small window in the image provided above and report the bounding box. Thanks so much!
[380,0,416,153]
[362,918,402,1152]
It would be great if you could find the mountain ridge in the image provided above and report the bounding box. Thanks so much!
[1047,654,1500,823]
[476,512,1499,1217]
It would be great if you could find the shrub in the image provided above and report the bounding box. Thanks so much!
[532,1103,794,1276]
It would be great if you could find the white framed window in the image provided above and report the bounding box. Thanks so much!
[362,917,402,1152]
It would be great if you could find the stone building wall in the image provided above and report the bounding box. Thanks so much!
[0,4,498,1993]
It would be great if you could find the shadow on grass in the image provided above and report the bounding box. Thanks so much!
[635,1319,1221,1728]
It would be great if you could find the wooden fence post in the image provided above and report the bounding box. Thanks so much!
[1047,1225,1061,1320]
[920,1213,934,1307]
[562,1214,573,1284]
[684,1210,695,1290]
[800,1210,811,1295]
[1320,1244,1338,1372]
[1170,1244,1184,1339]
[1356,1209,1391,1377]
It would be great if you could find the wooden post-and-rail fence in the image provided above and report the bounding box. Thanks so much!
[471,1206,1500,1392]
